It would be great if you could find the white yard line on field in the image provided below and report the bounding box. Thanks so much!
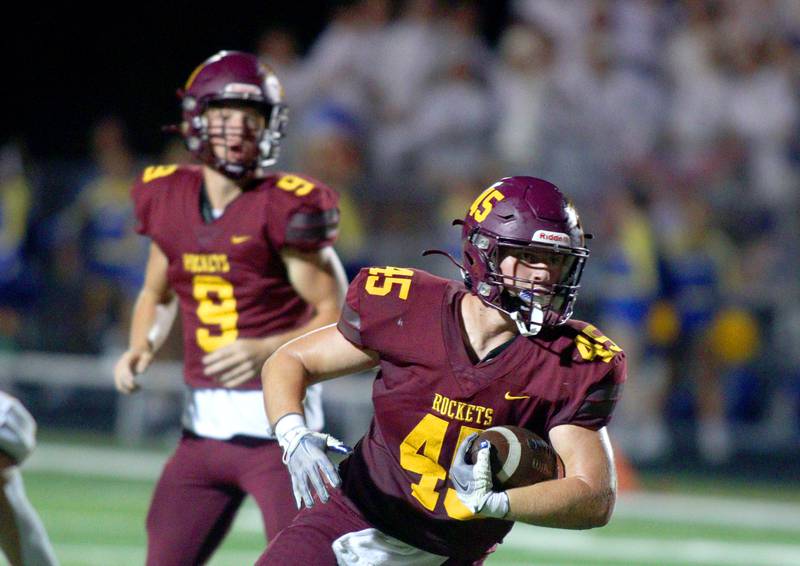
[19,522,800,566]
[616,492,800,531]
[24,542,259,566]
[500,527,800,566]
[25,442,167,480]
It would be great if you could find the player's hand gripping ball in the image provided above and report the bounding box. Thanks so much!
[468,426,565,489]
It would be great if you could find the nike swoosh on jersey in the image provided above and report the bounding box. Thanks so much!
[504,392,530,400]
[231,235,251,244]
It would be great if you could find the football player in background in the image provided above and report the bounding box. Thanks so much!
[257,176,626,565]
[112,51,347,565]
[0,391,59,566]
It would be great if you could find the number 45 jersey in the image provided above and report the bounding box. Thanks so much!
[336,267,626,562]
[132,164,339,390]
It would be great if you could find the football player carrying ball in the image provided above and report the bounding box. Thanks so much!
[258,176,626,565]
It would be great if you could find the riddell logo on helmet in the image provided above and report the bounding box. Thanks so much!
[532,230,570,245]
[224,83,262,96]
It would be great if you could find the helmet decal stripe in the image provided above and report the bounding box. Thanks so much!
[185,63,207,90]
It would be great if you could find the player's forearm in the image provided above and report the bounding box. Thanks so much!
[505,476,615,529]
[273,246,347,357]
[262,347,312,427]
[128,288,164,352]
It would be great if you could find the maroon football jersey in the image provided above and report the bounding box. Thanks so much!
[132,164,339,390]
[336,267,626,561]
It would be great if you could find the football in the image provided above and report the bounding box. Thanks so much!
[468,425,565,490]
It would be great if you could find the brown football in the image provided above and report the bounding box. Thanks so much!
[468,425,565,490]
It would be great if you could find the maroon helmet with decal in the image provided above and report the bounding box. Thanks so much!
[179,50,288,179]
[460,176,589,336]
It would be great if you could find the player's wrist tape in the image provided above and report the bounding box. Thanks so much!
[479,491,510,519]
[274,413,352,465]
[146,297,178,352]
[274,413,310,463]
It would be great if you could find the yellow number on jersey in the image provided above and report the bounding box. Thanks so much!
[469,184,505,223]
[400,414,448,511]
[142,165,178,183]
[193,275,239,352]
[364,267,414,300]
[575,323,622,363]
[399,414,482,520]
[277,174,316,196]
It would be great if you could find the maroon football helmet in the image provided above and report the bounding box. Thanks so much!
[460,176,589,336]
[179,50,288,179]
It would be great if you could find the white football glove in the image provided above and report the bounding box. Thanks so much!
[0,392,37,465]
[450,433,509,519]
[275,413,352,509]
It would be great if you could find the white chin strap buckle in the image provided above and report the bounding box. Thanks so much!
[511,304,543,337]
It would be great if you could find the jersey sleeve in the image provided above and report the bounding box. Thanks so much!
[337,267,425,355]
[550,351,627,431]
[131,165,178,237]
[337,268,390,351]
[269,174,340,252]
[337,270,366,347]
[131,173,155,237]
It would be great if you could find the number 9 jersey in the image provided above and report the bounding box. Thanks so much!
[336,267,626,562]
[131,164,339,390]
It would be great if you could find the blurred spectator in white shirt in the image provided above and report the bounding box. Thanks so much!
[512,0,597,77]
[491,24,555,173]
[539,29,665,209]
[301,0,390,126]
[372,0,446,123]
[665,0,729,167]
[725,35,797,208]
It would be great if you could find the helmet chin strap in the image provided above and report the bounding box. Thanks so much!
[510,303,544,337]
[422,248,545,336]
[478,291,545,337]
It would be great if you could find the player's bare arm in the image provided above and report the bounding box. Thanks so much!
[204,246,349,388]
[113,241,174,394]
[504,425,615,529]
[262,324,378,508]
[263,324,379,425]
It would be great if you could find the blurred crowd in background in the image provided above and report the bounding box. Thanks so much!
[1,0,799,469]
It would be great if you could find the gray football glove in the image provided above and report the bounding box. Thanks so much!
[275,414,352,509]
[450,432,509,518]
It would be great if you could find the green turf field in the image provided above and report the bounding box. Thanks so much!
[6,442,800,566]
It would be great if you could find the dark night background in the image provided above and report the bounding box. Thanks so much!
[8,4,332,158]
[7,2,509,160]
[3,3,800,560]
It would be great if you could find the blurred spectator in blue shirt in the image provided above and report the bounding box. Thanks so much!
[53,116,147,352]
